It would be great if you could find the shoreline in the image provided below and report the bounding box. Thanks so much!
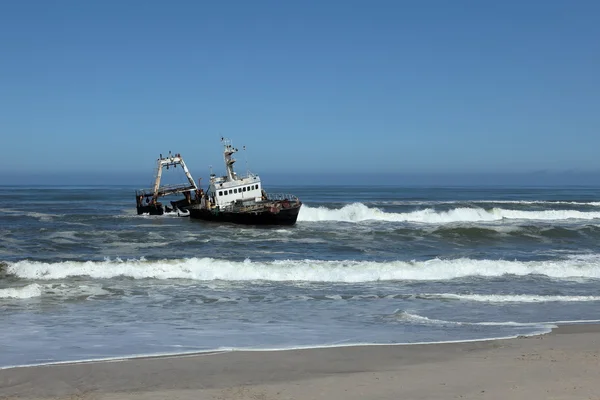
[0,324,558,371]
[1,323,599,399]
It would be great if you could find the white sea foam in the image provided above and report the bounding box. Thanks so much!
[567,253,600,261]
[189,292,600,304]
[0,282,108,300]
[393,310,457,325]
[0,284,42,299]
[391,310,544,327]
[43,283,109,298]
[6,255,600,282]
[0,209,63,222]
[47,231,80,243]
[298,203,600,223]
[421,293,600,303]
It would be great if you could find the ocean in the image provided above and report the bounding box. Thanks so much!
[1,184,600,368]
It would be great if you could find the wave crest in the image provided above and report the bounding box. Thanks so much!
[298,203,600,223]
[5,256,600,282]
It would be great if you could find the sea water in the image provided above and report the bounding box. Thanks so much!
[1,185,600,367]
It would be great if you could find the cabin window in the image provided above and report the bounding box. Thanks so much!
[234,189,237,193]
[218,191,223,196]
[229,189,232,194]
[243,187,246,192]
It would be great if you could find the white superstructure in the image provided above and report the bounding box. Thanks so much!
[206,138,264,208]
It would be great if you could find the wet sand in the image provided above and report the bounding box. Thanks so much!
[1,324,599,400]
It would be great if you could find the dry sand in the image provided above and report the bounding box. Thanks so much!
[1,324,599,400]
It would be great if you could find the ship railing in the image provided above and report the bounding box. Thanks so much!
[265,193,300,202]
[136,183,197,197]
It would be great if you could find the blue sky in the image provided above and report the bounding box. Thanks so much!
[1,1,599,185]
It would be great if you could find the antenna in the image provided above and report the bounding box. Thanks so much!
[243,145,249,175]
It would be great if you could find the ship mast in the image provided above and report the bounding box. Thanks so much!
[221,137,239,182]
[152,151,197,200]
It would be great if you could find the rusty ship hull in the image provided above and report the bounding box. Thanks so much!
[189,200,301,225]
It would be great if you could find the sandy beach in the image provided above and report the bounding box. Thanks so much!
[0,324,598,400]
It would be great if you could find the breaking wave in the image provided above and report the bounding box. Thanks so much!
[5,255,600,282]
[298,203,600,223]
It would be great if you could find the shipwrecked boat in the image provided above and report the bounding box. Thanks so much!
[188,138,302,225]
[135,152,202,216]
